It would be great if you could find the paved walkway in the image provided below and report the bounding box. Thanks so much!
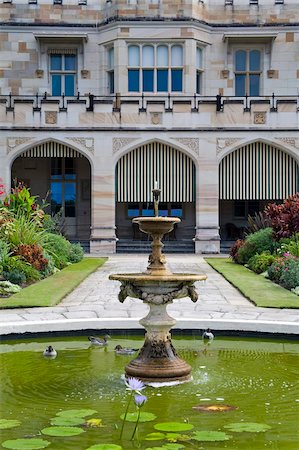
[0,255,298,336]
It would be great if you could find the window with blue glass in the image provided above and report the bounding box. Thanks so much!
[234,49,261,96]
[50,52,77,96]
[51,158,76,217]
[128,44,183,93]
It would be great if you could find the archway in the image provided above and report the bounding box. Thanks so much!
[115,142,196,252]
[11,141,91,245]
[219,141,299,247]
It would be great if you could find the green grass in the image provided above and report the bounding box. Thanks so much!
[205,258,299,309]
[0,257,107,309]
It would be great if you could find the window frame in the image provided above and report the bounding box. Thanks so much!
[196,46,204,95]
[49,52,77,96]
[107,46,115,94]
[127,43,184,93]
[233,47,263,96]
[50,157,77,218]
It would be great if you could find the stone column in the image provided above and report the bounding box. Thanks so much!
[0,137,10,200]
[90,135,117,254]
[194,137,220,253]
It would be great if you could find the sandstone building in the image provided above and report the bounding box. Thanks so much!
[0,0,298,253]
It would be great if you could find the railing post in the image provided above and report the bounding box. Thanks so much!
[86,93,94,112]
[270,92,277,112]
[216,94,222,112]
[192,93,198,112]
[244,93,250,112]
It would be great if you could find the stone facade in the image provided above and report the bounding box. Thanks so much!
[0,0,298,253]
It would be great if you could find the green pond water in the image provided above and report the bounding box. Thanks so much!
[0,335,298,450]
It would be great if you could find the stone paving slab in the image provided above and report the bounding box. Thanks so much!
[0,254,298,336]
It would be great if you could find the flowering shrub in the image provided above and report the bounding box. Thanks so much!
[233,228,274,265]
[268,253,298,284]
[0,178,5,196]
[277,233,299,258]
[265,193,299,240]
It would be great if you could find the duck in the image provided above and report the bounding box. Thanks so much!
[88,335,110,346]
[202,329,214,342]
[43,345,57,357]
[114,345,139,355]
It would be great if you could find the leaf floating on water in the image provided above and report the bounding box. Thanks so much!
[56,409,97,418]
[41,426,85,437]
[2,439,51,449]
[145,432,166,441]
[50,416,85,426]
[0,419,21,429]
[223,422,272,433]
[192,431,232,442]
[154,423,194,432]
[192,404,237,412]
[85,418,104,428]
[119,412,157,422]
[85,445,122,450]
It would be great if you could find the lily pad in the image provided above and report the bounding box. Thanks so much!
[0,419,21,429]
[154,423,194,432]
[223,422,272,433]
[2,439,51,449]
[162,445,185,450]
[56,409,97,418]
[145,432,166,441]
[50,416,85,426]
[192,431,231,442]
[120,412,157,422]
[41,426,85,437]
[85,446,122,450]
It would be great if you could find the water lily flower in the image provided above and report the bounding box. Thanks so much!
[125,377,145,394]
[134,394,147,408]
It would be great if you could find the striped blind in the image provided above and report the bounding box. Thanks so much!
[21,142,83,158]
[220,142,298,200]
[116,142,195,202]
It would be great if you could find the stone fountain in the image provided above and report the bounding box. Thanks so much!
[109,186,207,383]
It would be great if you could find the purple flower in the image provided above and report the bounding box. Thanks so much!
[125,377,145,393]
[134,394,147,407]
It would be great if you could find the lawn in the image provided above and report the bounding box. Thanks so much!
[0,257,107,309]
[205,258,299,309]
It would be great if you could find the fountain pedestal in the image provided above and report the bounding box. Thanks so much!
[109,188,207,383]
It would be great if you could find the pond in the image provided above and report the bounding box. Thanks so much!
[0,335,298,450]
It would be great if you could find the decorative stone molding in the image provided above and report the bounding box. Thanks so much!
[254,112,266,124]
[45,111,57,124]
[275,137,298,149]
[112,137,139,154]
[35,69,44,78]
[66,137,94,153]
[81,69,90,79]
[150,112,162,125]
[216,138,242,154]
[171,138,199,156]
[7,137,33,154]
[221,69,229,79]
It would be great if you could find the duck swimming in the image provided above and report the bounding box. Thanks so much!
[43,346,57,357]
[114,345,139,355]
[88,335,110,346]
[202,329,214,342]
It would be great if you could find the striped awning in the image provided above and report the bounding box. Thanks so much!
[116,142,195,202]
[21,142,83,158]
[220,142,298,200]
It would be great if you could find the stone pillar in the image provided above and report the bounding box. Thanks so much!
[90,136,117,254]
[194,138,220,253]
[0,137,10,200]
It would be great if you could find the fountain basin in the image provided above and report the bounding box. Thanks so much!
[133,216,180,236]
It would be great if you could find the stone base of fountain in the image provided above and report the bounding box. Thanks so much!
[125,335,192,383]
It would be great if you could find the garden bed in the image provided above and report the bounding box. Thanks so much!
[205,258,299,309]
[0,257,106,309]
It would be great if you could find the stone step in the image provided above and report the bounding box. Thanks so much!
[116,239,195,254]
